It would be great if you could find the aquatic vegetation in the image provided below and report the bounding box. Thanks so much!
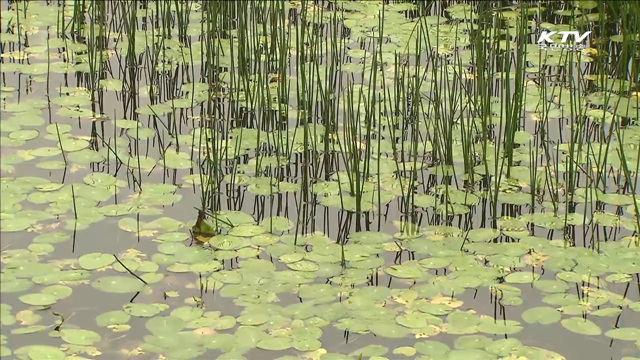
[1,1,639,359]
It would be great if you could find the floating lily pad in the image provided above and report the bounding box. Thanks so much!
[26,345,65,360]
[286,260,319,272]
[521,307,561,325]
[79,252,115,270]
[505,272,540,284]
[18,293,57,306]
[229,224,266,237]
[60,328,102,345]
[123,303,168,317]
[145,316,185,335]
[605,327,640,341]
[41,285,73,300]
[96,311,130,327]
[91,276,146,293]
[561,317,601,335]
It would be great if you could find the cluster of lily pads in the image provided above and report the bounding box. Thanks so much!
[2,0,640,360]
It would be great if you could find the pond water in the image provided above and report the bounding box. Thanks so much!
[1,1,639,360]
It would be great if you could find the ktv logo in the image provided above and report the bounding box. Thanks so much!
[537,30,591,51]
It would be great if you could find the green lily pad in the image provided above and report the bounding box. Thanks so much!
[505,272,540,284]
[561,317,601,335]
[27,345,65,360]
[257,336,292,351]
[521,307,561,325]
[229,224,266,237]
[385,264,424,279]
[13,325,49,335]
[96,311,130,327]
[467,228,500,242]
[60,328,102,345]
[414,340,450,356]
[41,285,73,300]
[9,129,39,141]
[170,306,204,322]
[91,276,146,293]
[79,252,115,270]
[19,293,57,306]
[235,309,269,326]
[145,316,185,335]
[123,303,169,317]
[368,322,411,338]
[605,327,640,341]
[393,346,417,356]
[286,261,319,272]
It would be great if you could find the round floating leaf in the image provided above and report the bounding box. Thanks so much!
[145,316,185,335]
[7,262,56,278]
[211,315,236,330]
[170,306,204,322]
[467,228,500,242]
[351,345,388,357]
[91,276,146,293]
[144,217,183,231]
[59,138,89,152]
[368,322,411,338]
[190,261,223,273]
[393,346,417,356]
[419,257,452,269]
[605,273,633,284]
[414,340,450,356]
[28,243,55,254]
[505,272,540,284]
[156,232,189,242]
[605,328,640,341]
[349,231,392,244]
[79,252,115,270]
[41,285,73,300]
[15,309,41,326]
[60,328,101,345]
[396,312,442,329]
[237,312,270,326]
[561,317,601,335]
[1,217,35,232]
[454,335,492,350]
[96,311,130,327]
[228,224,266,237]
[477,318,522,335]
[286,260,319,272]
[123,303,168,318]
[521,307,561,325]
[385,264,424,279]
[0,346,10,357]
[13,325,48,335]
[162,151,192,169]
[210,236,248,250]
[260,216,293,232]
[33,232,70,244]
[83,172,117,187]
[68,149,105,164]
[19,293,57,306]
[9,129,39,141]
[257,336,292,351]
[292,338,322,352]
[27,345,65,360]
[279,253,305,264]
[140,273,163,284]
[591,308,622,317]
[533,280,568,293]
[446,349,495,360]
[1,278,33,293]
